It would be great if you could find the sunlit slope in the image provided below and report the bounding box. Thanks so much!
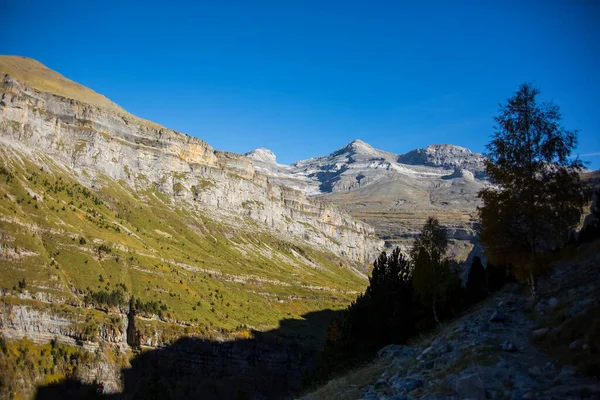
[0,149,366,334]
[0,56,125,114]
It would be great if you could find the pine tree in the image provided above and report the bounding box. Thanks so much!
[320,247,413,370]
[466,256,487,305]
[478,83,588,297]
[411,217,451,324]
[485,262,506,292]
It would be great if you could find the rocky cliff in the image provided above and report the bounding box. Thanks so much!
[245,139,490,260]
[305,250,600,400]
[0,57,382,264]
[0,56,382,399]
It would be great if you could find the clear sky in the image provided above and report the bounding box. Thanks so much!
[3,0,599,169]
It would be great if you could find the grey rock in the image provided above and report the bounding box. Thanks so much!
[547,297,558,309]
[489,309,505,323]
[418,346,437,360]
[455,373,486,399]
[543,361,558,376]
[253,138,489,257]
[378,344,415,360]
[535,302,547,315]
[0,73,383,265]
[530,327,550,341]
[501,341,517,352]
[557,365,576,380]
[391,377,423,392]
[569,338,584,351]
[244,148,276,164]
[398,144,486,172]
[511,389,524,400]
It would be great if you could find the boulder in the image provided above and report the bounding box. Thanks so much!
[417,346,436,360]
[456,373,486,399]
[391,377,423,392]
[569,338,584,351]
[501,341,517,352]
[377,344,415,360]
[530,327,550,341]
[489,309,505,323]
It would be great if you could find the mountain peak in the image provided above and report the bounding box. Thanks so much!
[347,139,372,149]
[425,144,473,154]
[245,147,277,164]
[330,139,378,158]
[397,144,485,172]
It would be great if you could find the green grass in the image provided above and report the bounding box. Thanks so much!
[0,335,130,400]
[0,149,367,337]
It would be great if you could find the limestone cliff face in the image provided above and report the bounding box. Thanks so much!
[0,73,382,264]
[0,300,125,348]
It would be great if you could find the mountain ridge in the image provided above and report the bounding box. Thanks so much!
[0,56,386,396]
[243,139,488,259]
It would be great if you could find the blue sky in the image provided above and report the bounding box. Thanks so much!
[3,0,599,168]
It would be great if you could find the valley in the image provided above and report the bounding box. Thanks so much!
[0,56,383,398]
[1,56,596,400]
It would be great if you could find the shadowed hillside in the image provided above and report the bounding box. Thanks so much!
[33,309,342,400]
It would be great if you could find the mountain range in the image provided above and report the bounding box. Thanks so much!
[246,139,489,260]
[0,55,489,397]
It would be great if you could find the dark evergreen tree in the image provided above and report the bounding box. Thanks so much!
[320,247,414,372]
[478,83,588,298]
[411,217,452,324]
[485,262,507,292]
[466,256,487,305]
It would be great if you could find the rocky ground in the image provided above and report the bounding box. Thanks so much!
[304,248,600,400]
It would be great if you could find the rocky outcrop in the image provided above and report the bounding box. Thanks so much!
[244,139,489,259]
[245,148,277,164]
[397,144,486,175]
[0,71,382,264]
[305,253,600,400]
[0,300,126,348]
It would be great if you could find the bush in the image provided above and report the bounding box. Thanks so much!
[132,297,168,316]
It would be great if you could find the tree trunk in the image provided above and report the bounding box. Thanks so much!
[528,272,538,299]
[432,294,440,325]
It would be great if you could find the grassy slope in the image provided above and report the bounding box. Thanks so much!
[0,149,366,336]
[0,56,372,397]
[0,56,124,114]
[0,55,168,131]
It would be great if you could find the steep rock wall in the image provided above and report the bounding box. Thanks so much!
[0,74,382,264]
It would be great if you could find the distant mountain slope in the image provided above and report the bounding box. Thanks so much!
[246,140,489,259]
[397,143,486,176]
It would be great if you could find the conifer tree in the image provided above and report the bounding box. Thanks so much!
[478,83,587,297]
[466,256,487,305]
[485,262,506,292]
[411,217,451,324]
